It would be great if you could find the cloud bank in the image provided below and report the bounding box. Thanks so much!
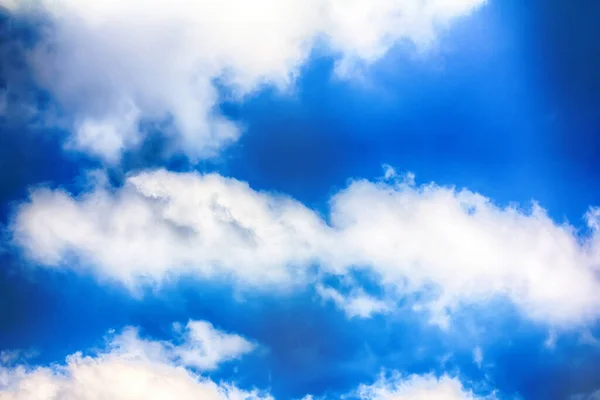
[3,0,485,161]
[0,324,488,400]
[12,168,600,327]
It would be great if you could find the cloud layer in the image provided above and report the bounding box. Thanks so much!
[4,0,485,161]
[12,168,600,327]
[0,324,488,400]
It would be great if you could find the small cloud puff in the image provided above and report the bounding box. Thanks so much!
[316,284,391,319]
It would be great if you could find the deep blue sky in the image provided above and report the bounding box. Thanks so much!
[1,1,600,399]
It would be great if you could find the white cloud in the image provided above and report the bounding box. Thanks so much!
[13,170,330,287]
[79,319,254,373]
[356,373,491,400]
[12,169,600,327]
[0,327,491,400]
[316,284,390,319]
[108,319,255,371]
[327,177,600,327]
[172,320,255,371]
[5,0,485,161]
[0,322,266,400]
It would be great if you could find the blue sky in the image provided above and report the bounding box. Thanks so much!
[1,0,600,399]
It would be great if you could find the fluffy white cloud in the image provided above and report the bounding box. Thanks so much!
[12,169,600,327]
[4,0,485,161]
[327,176,600,327]
[0,321,264,400]
[172,320,255,371]
[102,319,255,372]
[13,170,330,287]
[356,373,490,400]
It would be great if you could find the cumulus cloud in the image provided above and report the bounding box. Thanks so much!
[104,319,255,372]
[4,0,485,161]
[356,373,491,400]
[12,169,600,327]
[13,170,330,287]
[172,320,255,371]
[0,321,264,400]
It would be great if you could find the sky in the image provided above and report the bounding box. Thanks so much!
[0,0,600,399]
